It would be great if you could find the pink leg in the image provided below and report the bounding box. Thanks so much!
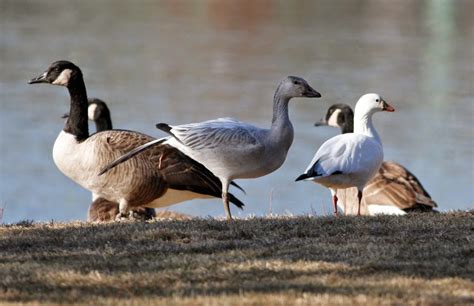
[357,190,362,216]
[332,194,338,215]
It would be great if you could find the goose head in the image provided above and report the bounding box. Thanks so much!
[87,99,111,122]
[355,93,395,117]
[315,104,354,133]
[28,60,82,87]
[275,76,321,100]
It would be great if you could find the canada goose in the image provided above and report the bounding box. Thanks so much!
[314,103,437,215]
[84,99,156,221]
[296,94,395,216]
[99,76,321,220]
[29,60,245,220]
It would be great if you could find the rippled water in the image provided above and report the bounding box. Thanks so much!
[1,0,473,223]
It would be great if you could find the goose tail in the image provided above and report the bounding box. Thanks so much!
[295,172,314,182]
[295,172,312,182]
[228,193,245,209]
[230,181,246,194]
[156,123,172,134]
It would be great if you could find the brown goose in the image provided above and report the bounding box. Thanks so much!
[314,103,437,215]
[29,60,244,220]
[81,99,156,221]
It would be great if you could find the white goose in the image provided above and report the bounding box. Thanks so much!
[296,93,395,215]
[315,103,437,215]
[100,76,322,219]
[29,60,245,220]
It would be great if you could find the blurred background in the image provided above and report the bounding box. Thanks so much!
[1,0,473,223]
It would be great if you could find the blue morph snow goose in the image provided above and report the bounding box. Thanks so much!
[99,76,322,220]
[296,93,395,215]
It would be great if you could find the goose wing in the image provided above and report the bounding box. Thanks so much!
[88,130,169,171]
[301,134,355,179]
[158,117,264,151]
[91,129,155,153]
[363,161,437,210]
[297,134,378,180]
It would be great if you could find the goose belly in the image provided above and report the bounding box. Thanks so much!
[182,145,286,180]
[312,172,368,190]
[205,156,283,180]
[367,205,407,215]
[146,189,212,208]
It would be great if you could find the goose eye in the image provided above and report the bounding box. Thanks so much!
[293,81,298,85]
[376,99,380,102]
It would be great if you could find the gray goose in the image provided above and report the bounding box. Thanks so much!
[29,60,244,220]
[99,76,322,220]
[314,103,437,215]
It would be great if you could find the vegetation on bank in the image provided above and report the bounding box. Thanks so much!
[1,212,473,305]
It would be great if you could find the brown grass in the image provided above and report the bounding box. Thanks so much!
[1,212,473,305]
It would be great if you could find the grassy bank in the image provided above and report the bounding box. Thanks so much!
[1,212,473,305]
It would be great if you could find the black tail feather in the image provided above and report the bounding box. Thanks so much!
[230,181,246,194]
[228,193,245,209]
[156,123,172,134]
[295,173,310,182]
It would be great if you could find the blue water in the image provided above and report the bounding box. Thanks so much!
[1,0,473,223]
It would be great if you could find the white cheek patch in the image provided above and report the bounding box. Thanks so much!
[327,109,341,127]
[88,104,98,121]
[52,69,72,86]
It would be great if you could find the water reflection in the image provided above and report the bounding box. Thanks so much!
[1,0,472,223]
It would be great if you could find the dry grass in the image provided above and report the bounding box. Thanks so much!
[1,212,473,305]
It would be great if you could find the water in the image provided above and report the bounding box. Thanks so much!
[1,0,473,223]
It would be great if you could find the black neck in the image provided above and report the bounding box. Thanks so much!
[94,115,113,132]
[64,77,89,141]
[341,120,354,134]
[341,109,354,134]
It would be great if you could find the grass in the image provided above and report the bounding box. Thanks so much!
[0,212,473,305]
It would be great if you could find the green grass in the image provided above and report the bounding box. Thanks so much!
[1,212,473,305]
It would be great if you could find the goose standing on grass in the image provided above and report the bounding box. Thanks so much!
[86,99,155,221]
[314,104,437,215]
[85,99,194,221]
[99,76,322,220]
[295,93,395,216]
[29,60,245,220]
